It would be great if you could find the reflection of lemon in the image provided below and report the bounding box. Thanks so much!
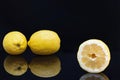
[77,39,111,73]
[4,55,28,76]
[29,55,61,78]
[80,73,109,80]
[3,31,27,55]
[28,30,61,55]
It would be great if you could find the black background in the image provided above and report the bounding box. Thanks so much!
[0,0,120,80]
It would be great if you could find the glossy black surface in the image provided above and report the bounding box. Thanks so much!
[0,0,120,79]
[0,51,120,80]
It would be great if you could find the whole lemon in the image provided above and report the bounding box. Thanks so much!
[28,30,61,55]
[3,31,27,55]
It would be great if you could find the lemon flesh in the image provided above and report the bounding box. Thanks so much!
[28,30,61,55]
[77,39,111,73]
[3,31,27,55]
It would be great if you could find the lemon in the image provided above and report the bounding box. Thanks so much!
[3,31,27,55]
[77,39,111,73]
[28,30,61,55]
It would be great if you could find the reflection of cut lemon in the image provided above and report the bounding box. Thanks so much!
[80,73,109,80]
[28,30,61,55]
[77,39,111,73]
[3,31,27,55]
[29,55,61,78]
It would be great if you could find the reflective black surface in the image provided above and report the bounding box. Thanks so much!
[0,50,120,79]
[0,0,120,79]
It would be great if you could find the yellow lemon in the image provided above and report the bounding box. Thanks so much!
[77,39,111,73]
[28,30,61,55]
[3,31,27,55]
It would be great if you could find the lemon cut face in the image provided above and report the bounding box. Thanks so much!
[77,39,111,73]
[3,31,27,55]
[28,30,61,55]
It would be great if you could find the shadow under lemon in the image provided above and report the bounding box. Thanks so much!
[3,55,28,76]
[79,73,109,80]
[29,55,61,78]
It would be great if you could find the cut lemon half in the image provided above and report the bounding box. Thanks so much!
[77,39,111,73]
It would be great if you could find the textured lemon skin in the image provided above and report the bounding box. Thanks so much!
[28,30,61,55]
[3,31,27,55]
[77,39,111,73]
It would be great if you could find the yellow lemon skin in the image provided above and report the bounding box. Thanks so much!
[28,30,61,55]
[3,31,27,55]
